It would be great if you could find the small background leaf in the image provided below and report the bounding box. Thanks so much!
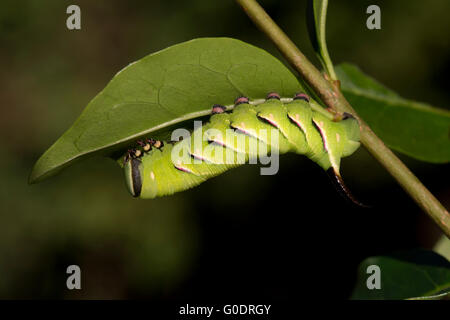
[337,63,450,163]
[29,38,302,183]
[351,249,450,300]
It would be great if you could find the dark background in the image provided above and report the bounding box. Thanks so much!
[0,0,449,299]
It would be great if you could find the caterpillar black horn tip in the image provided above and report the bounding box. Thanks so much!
[327,168,371,209]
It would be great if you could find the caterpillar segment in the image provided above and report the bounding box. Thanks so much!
[123,92,362,204]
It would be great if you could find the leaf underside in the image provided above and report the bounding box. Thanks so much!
[29,38,303,183]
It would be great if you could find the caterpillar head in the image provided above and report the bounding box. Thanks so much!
[124,156,143,198]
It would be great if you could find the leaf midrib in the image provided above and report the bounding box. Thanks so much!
[341,86,450,117]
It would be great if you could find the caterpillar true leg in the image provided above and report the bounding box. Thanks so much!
[137,138,153,152]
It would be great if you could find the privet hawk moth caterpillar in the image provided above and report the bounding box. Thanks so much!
[122,92,363,205]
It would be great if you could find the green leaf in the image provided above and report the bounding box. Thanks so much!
[29,38,303,183]
[351,249,450,300]
[336,63,450,163]
[306,0,337,79]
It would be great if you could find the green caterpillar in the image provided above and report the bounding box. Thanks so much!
[122,92,362,203]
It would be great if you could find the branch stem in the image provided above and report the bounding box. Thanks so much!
[236,0,450,237]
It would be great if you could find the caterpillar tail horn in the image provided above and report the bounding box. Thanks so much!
[326,168,370,208]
